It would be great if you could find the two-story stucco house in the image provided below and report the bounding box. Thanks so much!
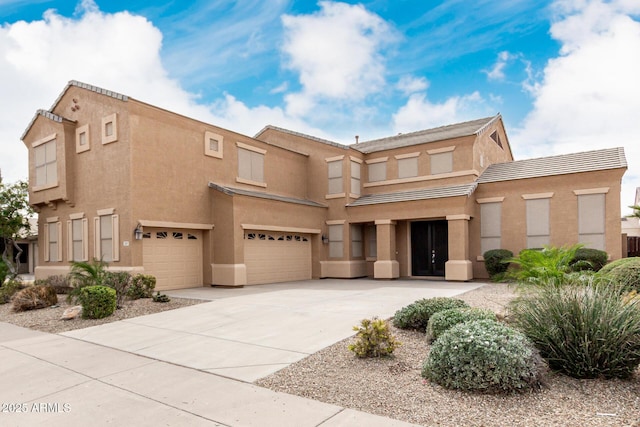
[21,81,627,290]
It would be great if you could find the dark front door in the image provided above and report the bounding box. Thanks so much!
[411,221,448,276]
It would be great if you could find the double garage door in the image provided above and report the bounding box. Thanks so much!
[143,228,203,291]
[244,231,312,285]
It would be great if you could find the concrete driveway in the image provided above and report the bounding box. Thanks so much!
[62,278,483,382]
[1,278,485,426]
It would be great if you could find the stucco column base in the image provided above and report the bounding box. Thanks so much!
[374,260,399,279]
[212,263,247,286]
[445,260,473,281]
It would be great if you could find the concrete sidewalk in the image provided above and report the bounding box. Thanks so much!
[2,279,484,426]
[0,323,416,426]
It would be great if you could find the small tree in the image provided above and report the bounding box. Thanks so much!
[0,179,33,279]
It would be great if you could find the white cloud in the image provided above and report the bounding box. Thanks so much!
[281,1,397,116]
[485,51,517,81]
[392,91,489,133]
[396,75,429,95]
[513,0,640,213]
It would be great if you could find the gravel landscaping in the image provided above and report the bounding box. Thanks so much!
[0,294,204,334]
[256,283,640,427]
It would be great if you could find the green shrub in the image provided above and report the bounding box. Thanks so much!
[598,257,638,276]
[0,260,9,285]
[152,292,170,303]
[483,249,513,278]
[34,275,72,294]
[68,259,109,304]
[509,280,640,379]
[127,274,156,299]
[348,317,401,358]
[570,248,608,272]
[507,245,584,288]
[426,307,498,343]
[11,285,57,312]
[598,258,640,293]
[0,279,25,304]
[79,286,116,319]
[103,271,132,308]
[422,319,545,393]
[393,297,469,330]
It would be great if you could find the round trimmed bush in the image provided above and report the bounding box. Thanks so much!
[598,258,640,292]
[393,297,469,330]
[483,249,513,277]
[570,248,607,272]
[79,285,116,319]
[510,282,640,379]
[598,257,639,276]
[422,319,545,393]
[426,307,498,343]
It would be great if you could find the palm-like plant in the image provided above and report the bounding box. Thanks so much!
[507,244,588,289]
[68,258,108,302]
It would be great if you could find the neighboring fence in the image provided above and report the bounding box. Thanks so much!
[628,236,640,257]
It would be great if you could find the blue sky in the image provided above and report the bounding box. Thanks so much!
[1,0,639,211]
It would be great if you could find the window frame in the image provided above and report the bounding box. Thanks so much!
[44,218,62,262]
[328,224,344,258]
[236,142,266,187]
[95,210,120,262]
[68,214,88,262]
[76,124,90,153]
[204,130,224,159]
[101,113,118,145]
[350,158,361,196]
[33,134,58,189]
[327,158,344,195]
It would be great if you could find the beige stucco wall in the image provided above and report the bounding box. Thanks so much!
[471,169,625,278]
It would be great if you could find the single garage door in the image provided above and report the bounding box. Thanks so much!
[143,229,203,290]
[244,231,312,285]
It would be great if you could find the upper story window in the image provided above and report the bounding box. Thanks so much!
[204,131,224,159]
[34,135,57,188]
[366,157,387,182]
[427,146,455,175]
[102,113,118,145]
[350,159,361,196]
[76,124,90,153]
[327,158,343,195]
[395,152,419,179]
[237,142,265,186]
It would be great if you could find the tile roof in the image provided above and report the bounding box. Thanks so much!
[254,125,349,150]
[208,182,327,208]
[20,109,72,140]
[351,115,501,154]
[22,80,128,140]
[347,183,477,207]
[50,80,128,110]
[477,147,627,183]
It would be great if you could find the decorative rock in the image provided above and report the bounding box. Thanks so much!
[61,306,82,320]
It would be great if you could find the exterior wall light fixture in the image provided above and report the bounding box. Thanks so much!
[134,224,143,240]
[322,234,329,244]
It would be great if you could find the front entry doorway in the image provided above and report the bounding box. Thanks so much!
[411,220,448,276]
